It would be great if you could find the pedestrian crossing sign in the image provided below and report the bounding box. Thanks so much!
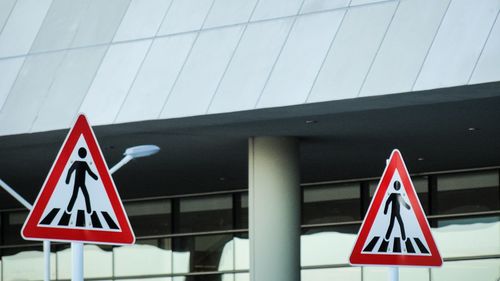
[21,114,135,245]
[350,149,442,267]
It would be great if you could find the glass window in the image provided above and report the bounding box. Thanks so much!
[234,233,249,270]
[236,193,248,229]
[56,244,113,279]
[431,259,500,281]
[2,211,29,245]
[302,267,361,281]
[301,224,360,266]
[177,195,233,233]
[173,274,234,281]
[125,199,172,236]
[369,176,429,214]
[436,170,499,214]
[303,182,361,224]
[173,234,234,273]
[1,245,56,281]
[114,238,172,277]
[362,267,429,281]
[431,216,500,258]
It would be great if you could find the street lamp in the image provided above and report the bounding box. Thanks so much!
[0,144,160,281]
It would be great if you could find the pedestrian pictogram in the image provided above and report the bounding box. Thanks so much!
[22,114,135,245]
[350,149,442,267]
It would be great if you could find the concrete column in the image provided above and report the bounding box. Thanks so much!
[248,137,300,281]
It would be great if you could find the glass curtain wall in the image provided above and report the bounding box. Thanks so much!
[0,169,498,280]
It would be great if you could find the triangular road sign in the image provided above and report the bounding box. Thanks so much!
[22,114,135,245]
[350,149,442,267]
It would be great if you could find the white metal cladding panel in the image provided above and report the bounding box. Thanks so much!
[113,0,172,42]
[0,52,65,135]
[78,40,150,126]
[69,0,131,48]
[470,15,500,84]
[157,0,214,36]
[0,0,52,58]
[31,46,108,133]
[257,10,346,108]
[413,0,500,91]
[300,0,349,14]
[0,57,24,111]
[160,25,245,119]
[251,0,303,21]
[204,0,258,29]
[359,0,451,97]
[115,33,197,123]
[30,0,89,53]
[308,1,397,103]
[208,18,294,114]
[0,0,17,33]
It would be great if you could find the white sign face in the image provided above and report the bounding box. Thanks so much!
[22,114,134,245]
[37,135,120,231]
[350,149,442,267]
[361,170,429,255]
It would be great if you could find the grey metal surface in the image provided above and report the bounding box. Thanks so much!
[413,0,500,91]
[116,34,197,123]
[0,0,499,137]
[113,0,172,42]
[257,10,345,108]
[78,40,150,126]
[0,0,52,57]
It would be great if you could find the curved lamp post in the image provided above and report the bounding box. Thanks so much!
[0,144,160,281]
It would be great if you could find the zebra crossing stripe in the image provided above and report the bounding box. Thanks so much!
[102,211,119,230]
[379,239,389,252]
[58,211,71,226]
[363,236,380,252]
[393,238,401,253]
[40,208,60,225]
[91,211,102,228]
[414,238,429,254]
[76,210,85,227]
[405,238,416,253]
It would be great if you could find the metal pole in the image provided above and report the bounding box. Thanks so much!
[0,179,33,209]
[0,179,52,281]
[109,155,133,174]
[1,154,133,281]
[71,242,84,281]
[389,267,399,281]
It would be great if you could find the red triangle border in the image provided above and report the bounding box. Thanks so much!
[21,114,135,245]
[350,150,442,267]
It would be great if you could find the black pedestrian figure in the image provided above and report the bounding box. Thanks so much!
[383,180,411,240]
[65,147,98,214]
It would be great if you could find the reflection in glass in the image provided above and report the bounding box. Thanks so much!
[114,238,172,277]
[236,193,248,229]
[2,245,56,281]
[234,233,249,270]
[177,195,233,233]
[302,267,361,281]
[436,170,499,214]
[431,259,500,280]
[3,211,29,244]
[173,235,234,273]
[125,199,172,236]
[57,244,112,279]
[363,267,429,281]
[301,225,360,266]
[432,216,500,258]
[303,182,361,224]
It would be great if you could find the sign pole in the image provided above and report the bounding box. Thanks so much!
[71,242,84,281]
[389,267,399,281]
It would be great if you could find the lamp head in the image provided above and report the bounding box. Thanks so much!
[124,145,160,159]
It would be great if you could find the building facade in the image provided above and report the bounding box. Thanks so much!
[0,0,499,280]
